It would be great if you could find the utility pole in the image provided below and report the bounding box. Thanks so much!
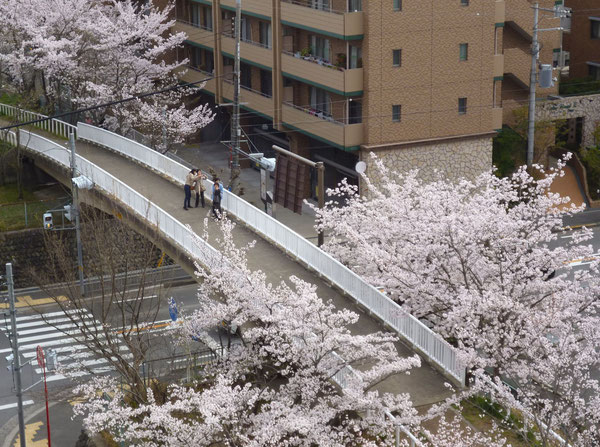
[526,3,540,169]
[6,263,26,447]
[527,2,570,169]
[69,132,85,296]
[229,0,242,192]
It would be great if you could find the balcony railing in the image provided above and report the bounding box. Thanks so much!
[283,101,343,125]
[176,18,213,32]
[222,31,271,50]
[283,50,344,71]
[281,0,352,14]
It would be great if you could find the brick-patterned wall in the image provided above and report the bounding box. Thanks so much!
[362,0,497,146]
[564,0,600,79]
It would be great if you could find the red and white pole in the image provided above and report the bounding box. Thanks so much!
[36,346,51,447]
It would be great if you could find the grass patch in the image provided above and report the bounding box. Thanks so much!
[461,396,539,446]
[0,183,36,203]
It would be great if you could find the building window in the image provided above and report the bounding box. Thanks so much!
[461,0,469,5]
[459,43,468,61]
[260,69,272,97]
[393,0,402,11]
[348,0,362,12]
[201,6,213,31]
[241,63,252,89]
[349,45,362,68]
[311,0,330,11]
[259,21,272,48]
[589,64,600,81]
[591,19,600,39]
[241,16,252,42]
[392,105,401,122]
[191,3,200,26]
[458,97,467,114]
[393,49,402,67]
[311,35,331,62]
[310,86,331,115]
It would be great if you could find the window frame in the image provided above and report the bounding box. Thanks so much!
[458,97,468,115]
[392,104,402,122]
[393,0,402,12]
[459,43,468,61]
[392,49,402,67]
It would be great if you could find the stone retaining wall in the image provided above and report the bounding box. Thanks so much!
[361,135,493,184]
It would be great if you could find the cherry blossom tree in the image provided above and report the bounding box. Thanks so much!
[0,0,214,150]
[314,155,600,445]
[73,218,424,446]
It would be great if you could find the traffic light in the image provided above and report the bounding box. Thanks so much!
[5,353,14,371]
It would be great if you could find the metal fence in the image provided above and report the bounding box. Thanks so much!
[76,123,466,386]
[0,103,76,139]
[12,128,422,446]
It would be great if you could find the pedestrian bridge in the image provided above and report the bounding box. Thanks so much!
[0,104,465,402]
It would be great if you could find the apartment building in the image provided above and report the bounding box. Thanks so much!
[170,0,554,191]
[563,0,600,80]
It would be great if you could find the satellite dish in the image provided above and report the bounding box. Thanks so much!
[355,161,367,174]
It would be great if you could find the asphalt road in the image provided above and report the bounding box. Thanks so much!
[0,270,204,447]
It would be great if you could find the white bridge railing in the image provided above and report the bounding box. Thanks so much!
[0,103,76,139]
[76,123,467,386]
[3,128,422,446]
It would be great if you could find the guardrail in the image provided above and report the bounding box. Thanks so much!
[76,123,467,386]
[7,128,421,446]
[0,103,76,139]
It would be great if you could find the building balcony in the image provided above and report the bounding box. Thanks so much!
[174,20,214,50]
[493,53,504,78]
[178,66,217,95]
[504,47,530,88]
[282,52,363,96]
[281,102,363,150]
[281,1,363,41]
[222,80,275,120]
[222,34,273,70]
[220,0,272,20]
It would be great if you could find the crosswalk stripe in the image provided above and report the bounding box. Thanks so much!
[7,320,95,336]
[0,400,34,411]
[1,309,179,384]
[10,310,92,323]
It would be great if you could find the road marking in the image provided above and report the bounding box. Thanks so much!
[13,421,46,447]
[0,400,34,411]
[564,252,600,267]
[0,295,68,310]
[9,309,91,323]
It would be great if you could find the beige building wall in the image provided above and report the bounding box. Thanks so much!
[360,0,498,181]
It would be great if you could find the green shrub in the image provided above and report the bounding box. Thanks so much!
[580,146,600,200]
[559,77,600,96]
[493,126,526,177]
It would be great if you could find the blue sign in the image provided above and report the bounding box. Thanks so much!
[168,297,178,322]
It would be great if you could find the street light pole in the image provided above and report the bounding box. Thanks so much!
[6,263,26,447]
[230,0,242,193]
[69,132,85,296]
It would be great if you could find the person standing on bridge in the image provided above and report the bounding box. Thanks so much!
[212,179,224,219]
[184,169,199,210]
[192,169,205,208]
